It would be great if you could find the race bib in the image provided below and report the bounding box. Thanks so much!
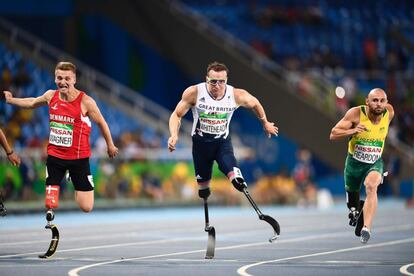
[199,112,228,135]
[352,142,382,164]
[49,121,73,147]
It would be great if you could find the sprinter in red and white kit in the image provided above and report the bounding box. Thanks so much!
[4,61,118,214]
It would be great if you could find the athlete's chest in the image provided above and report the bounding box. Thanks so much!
[49,99,81,123]
[356,118,388,141]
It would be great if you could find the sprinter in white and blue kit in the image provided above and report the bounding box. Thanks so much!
[168,61,278,199]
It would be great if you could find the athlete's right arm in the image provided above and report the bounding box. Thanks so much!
[3,90,54,108]
[330,107,366,140]
[168,86,196,152]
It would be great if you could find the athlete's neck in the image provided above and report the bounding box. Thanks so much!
[207,87,225,100]
[59,88,80,102]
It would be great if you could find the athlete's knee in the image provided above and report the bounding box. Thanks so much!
[80,204,93,213]
[78,200,93,212]
[364,171,381,194]
[365,184,378,195]
[229,167,247,192]
[75,191,94,212]
[45,185,60,209]
[364,181,379,195]
[198,181,211,199]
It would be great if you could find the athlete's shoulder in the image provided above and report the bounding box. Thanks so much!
[233,88,250,100]
[182,85,198,102]
[384,103,394,122]
[343,106,361,121]
[233,87,247,95]
[44,89,56,97]
[349,106,362,114]
[80,92,97,108]
[184,85,198,93]
[43,89,57,102]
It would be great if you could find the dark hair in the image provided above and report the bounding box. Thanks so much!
[206,61,229,76]
[55,61,76,74]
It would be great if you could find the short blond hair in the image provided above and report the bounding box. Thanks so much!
[55,61,76,74]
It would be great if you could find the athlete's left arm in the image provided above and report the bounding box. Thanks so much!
[82,95,118,158]
[0,128,20,166]
[234,88,278,137]
[386,103,395,123]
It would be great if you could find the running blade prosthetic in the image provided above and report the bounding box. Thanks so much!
[39,210,59,258]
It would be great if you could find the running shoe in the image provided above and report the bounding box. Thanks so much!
[360,227,371,244]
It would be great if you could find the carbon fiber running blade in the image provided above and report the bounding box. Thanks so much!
[0,206,6,216]
[0,199,6,216]
[355,200,365,237]
[260,214,281,241]
[205,227,216,259]
[39,224,59,259]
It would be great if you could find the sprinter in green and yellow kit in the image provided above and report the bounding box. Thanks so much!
[330,88,394,244]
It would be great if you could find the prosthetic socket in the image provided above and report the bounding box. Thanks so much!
[45,185,60,209]
[231,167,247,192]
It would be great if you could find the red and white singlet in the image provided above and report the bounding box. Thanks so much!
[47,90,92,159]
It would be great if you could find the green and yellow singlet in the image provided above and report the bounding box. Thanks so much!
[348,105,389,164]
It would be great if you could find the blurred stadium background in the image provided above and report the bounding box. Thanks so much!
[0,0,413,212]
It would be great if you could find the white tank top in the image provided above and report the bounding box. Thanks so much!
[191,83,239,140]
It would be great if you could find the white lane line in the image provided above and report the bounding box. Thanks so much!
[1,223,412,259]
[65,237,330,275]
[237,237,414,276]
[0,225,203,246]
[67,249,209,276]
[0,221,343,249]
[67,224,414,276]
[317,260,383,264]
[0,228,198,247]
[165,259,239,262]
[0,237,201,259]
[401,263,414,276]
[2,217,408,247]
[0,218,380,249]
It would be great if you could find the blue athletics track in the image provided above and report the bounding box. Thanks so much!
[1,200,413,276]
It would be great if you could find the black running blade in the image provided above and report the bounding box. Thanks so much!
[0,200,6,217]
[205,226,216,259]
[260,214,280,242]
[39,224,59,259]
[355,200,365,237]
[0,206,6,217]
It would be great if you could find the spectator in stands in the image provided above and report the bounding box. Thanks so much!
[163,162,196,201]
[12,60,31,96]
[3,61,118,217]
[19,156,37,201]
[0,66,12,91]
[363,37,379,74]
[382,146,401,197]
[13,61,31,86]
[250,38,273,58]
[141,171,163,201]
[292,148,317,207]
[253,165,297,205]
